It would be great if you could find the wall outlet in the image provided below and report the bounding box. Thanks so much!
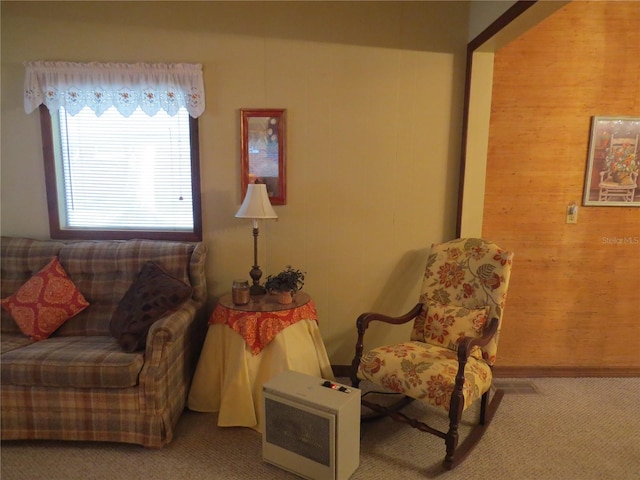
[566,204,578,224]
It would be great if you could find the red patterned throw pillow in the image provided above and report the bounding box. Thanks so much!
[1,257,90,341]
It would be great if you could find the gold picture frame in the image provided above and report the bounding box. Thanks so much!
[583,116,640,206]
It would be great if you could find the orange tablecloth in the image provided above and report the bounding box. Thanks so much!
[210,299,317,355]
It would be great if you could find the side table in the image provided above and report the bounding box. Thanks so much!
[187,292,335,432]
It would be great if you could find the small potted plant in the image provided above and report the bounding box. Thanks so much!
[264,266,305,304]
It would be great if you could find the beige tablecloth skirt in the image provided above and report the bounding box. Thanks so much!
[187,320,335,432]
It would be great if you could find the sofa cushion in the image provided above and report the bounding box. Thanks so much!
[0,334,34,355]
[54,239,197,337]
[1,257,90,341]
[110,261,193,352]
[0,336,144,389]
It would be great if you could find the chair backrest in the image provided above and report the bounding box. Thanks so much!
[410,238,513,365]
[609,134,638,153]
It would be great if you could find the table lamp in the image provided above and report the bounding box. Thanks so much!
[235,183,278,295]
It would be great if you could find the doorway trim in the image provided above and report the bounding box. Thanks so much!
[456,1,569,237]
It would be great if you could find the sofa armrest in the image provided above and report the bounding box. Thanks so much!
[137,299,204,414]
[145,301,199,363]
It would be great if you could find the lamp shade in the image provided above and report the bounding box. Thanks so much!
[235,184,278,219]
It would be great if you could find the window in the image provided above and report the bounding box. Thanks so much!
[25,61,205,241]
[40,105,201,240]
[41,105,202,241]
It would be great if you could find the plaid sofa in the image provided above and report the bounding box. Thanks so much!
[0,237,207,448]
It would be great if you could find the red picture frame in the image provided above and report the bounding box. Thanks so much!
[240,109,287,205]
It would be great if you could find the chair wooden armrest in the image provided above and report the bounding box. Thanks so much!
[445,316,505,471]
[356,303,424,332]
[350,303,424,386]
[456,317,499,362]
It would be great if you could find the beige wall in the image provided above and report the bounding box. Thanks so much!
[1,1,470,364]
[468,0,516,40]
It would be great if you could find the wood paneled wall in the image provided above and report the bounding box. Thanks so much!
[483,1,640,376]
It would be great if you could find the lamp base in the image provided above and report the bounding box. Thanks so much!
[250,284,267,296]
[249,264,266,296]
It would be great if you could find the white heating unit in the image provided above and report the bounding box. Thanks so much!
[262,370,361,480]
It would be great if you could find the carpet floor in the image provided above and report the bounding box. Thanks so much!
[2,377,639,479]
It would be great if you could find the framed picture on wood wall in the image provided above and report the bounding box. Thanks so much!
[240,109,287,205]
[583,116,640,207]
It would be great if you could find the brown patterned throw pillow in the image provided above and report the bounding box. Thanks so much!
[109,261,192,352]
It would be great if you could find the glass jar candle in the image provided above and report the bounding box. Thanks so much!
[232,280,250,305]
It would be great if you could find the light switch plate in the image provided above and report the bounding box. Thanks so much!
[566,205,578,224]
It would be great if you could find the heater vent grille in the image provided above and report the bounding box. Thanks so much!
[264,397,331,467]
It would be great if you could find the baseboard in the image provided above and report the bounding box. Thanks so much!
[493,366,640,377]
[333,364,640,379]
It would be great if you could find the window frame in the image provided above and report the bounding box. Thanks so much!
[39,104,203,241]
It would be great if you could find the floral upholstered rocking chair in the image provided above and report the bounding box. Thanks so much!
[351,238,513,470]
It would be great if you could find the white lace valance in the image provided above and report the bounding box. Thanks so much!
[24,61,205,118]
